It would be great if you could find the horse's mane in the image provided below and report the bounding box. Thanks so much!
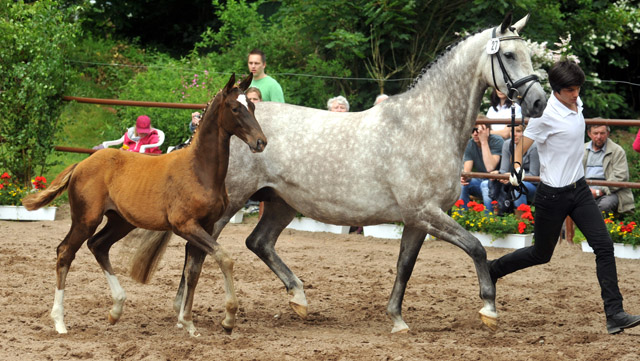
[408,27,487,90]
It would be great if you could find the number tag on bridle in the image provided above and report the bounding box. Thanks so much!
[486,38,500,54]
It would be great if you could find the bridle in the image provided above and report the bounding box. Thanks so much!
[487,26,539,202]
[488,27,539,105]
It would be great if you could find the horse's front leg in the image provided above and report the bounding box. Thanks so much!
[174,222,238,336]
[387,226,427,333]
[409,210,497,331]
[244,201,306,318]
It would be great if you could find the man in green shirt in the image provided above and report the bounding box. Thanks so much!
[247,48,285,103]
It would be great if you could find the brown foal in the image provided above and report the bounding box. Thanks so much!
[22,73,266,336]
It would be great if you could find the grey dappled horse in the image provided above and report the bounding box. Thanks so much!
[131,14,546,335]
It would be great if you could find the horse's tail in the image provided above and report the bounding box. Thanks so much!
[22,163,78,210]
[128,229,173,284]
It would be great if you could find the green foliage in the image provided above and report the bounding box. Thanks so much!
[0,0,81,186]
[116,57,228,151]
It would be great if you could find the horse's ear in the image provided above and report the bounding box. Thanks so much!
[224,73,236,94]
[238,73,253,92]
[500,12,513,34]
[512,14,530,34]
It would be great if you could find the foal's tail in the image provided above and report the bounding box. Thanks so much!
[128,229,174,284]
[22,163,78,210]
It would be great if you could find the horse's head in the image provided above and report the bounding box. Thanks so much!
[219,73,267,153]
[482,13,546,118]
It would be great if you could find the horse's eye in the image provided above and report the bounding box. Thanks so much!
[504,52,515,60]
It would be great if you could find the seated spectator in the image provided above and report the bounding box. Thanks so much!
[583,124,635,214]
[460,123,504,212]
[496,124,539,213]
[374,94,389,105]
[327,95,349,112]
[246,87,262,104]
[93,115,164,154]
[486,89,522,139]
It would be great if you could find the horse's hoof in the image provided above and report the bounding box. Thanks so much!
[289,301,308,319]
[479,312,498,331]
[391,321,410,334]
[108,312,119,325]
[221,321,234,335]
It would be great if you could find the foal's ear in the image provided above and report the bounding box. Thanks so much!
[500,12,513,34]
[238,73,253,92]
[224,73,236,94]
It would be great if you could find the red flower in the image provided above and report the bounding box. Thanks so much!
[32,176,47,190]
[0,184,3,190]
[518,221,527,234]
[467,201,479,208]
[491,200,498,205]
[521,211,534,221]
[472,204,485,212]
[604,218,613,224]
[454,199,465,208]
[1,172,10,179]
[516,204,531,212]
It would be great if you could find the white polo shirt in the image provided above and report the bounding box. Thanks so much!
[523,93,585,187]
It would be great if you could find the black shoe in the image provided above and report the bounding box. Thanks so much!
[606,311,640,334]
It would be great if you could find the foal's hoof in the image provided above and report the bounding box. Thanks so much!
[289,301,308,319]
[479,312,498,331]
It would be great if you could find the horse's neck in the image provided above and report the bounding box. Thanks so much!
[402,34,488,143]
[189,114,231,190]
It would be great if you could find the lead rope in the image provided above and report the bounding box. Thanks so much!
[507,104,527,201]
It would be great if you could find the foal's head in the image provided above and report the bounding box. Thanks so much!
[214,73,267,153]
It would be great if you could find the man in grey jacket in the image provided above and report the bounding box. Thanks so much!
[583,124,635,215]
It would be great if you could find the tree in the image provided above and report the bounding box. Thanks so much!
[0,0,80,185]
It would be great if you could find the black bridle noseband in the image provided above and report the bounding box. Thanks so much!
[489,27,539,105]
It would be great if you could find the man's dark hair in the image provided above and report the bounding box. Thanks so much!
[548,60,585,93]
[248,48,266,63]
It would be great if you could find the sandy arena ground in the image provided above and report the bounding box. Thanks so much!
[2,204,640,360]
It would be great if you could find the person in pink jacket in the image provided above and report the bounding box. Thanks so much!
[93,115,164,154]
[633,128,640,153]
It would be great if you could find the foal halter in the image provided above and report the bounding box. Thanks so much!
[488,27,539,104]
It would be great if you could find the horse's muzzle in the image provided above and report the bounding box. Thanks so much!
[251,138,267,153]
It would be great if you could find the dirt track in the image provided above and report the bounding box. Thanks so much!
[2,204,640,360]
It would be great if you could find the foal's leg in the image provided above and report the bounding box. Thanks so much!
[404,209,497,331]
[51,221,101,333]
[173,220,238,336]
[87,214,135,325]
[243,201,304,317]
[173,205,240,316]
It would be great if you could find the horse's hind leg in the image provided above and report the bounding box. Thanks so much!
[244,201,305,317]
[51,221,101,333]
[175,244,208,336]
[87,213,135,325]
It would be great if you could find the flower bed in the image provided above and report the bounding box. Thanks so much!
[0,172,54,221]
[451,200,534,239]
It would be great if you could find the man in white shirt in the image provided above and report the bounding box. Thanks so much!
[488,60,640,335]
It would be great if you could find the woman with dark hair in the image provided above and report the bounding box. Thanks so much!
[489,60,640,335]
[487,89,522,139]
